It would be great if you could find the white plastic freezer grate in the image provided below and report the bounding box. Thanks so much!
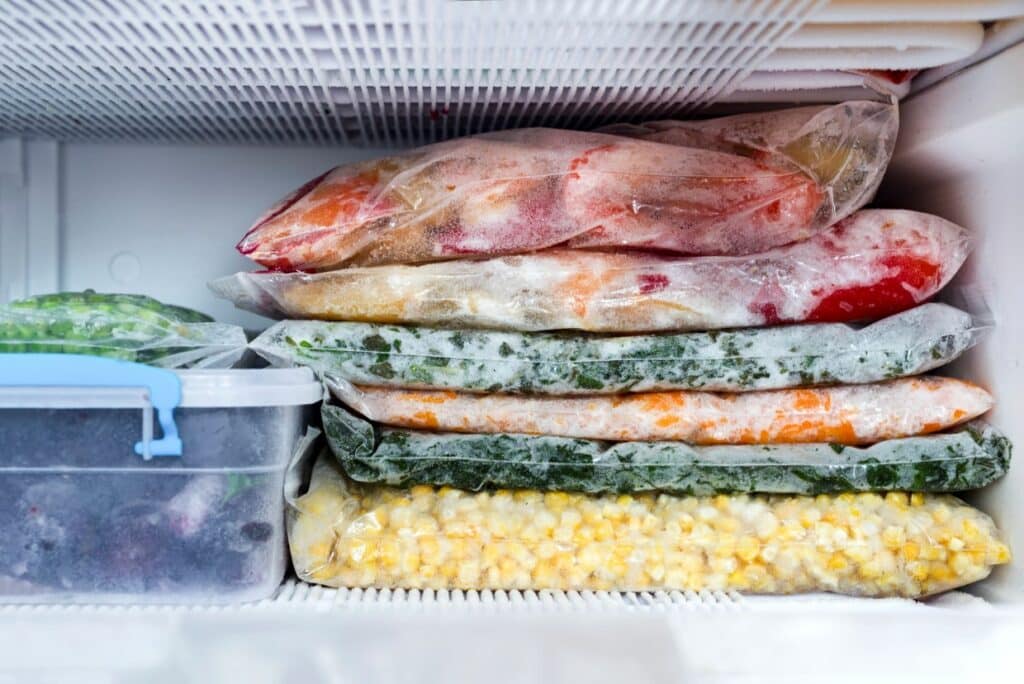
[1,0,1020,145]
[0,579,950,616]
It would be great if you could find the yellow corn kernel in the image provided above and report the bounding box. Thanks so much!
[645,562,666,582]
[882,526,906,550]
[910,493,925,507]
[928,563,954,584]
[409,484,434,499]
[908,562,929,582]
[458,560,482,586]
[379,537,400,569]
[999,544,1012,563]
[713,534,737,558]
[737,536,760,563]
[800,508,822,528]
[296,470,1010,598]
[728,570,750,590]
[545,491,571,512]
[885,492,909,508]
[419,537,441,565]
[513,490,542,504]
[827,553,848,572]
[712,516,740,534]
[601,503,624,521]
[594,518,615,541]
[858,559,882,580]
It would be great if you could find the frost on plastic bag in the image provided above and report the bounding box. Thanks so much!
[250,303,981,394]
[324,403,1010,495]
[328,376,993,445]
[288,451,1011,597]
[590,101,897,251]
[213,209,971,332]
[237,102,897,271]
[0,291,247,368]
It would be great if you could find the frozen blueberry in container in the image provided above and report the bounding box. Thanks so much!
[0,354,321,603]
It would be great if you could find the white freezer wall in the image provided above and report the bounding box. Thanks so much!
[59,142,387,329]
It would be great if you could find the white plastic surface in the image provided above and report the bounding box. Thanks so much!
[177,368,321,408]
[0,0,1019,145]
[0,581,1020,682]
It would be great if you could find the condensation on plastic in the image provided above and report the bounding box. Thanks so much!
[328,376,993,446]
[212,209,972,333]
[287,451,1011,598]
[0,292,248,369]
[323,403,1011,495]
[249,303,984,395]
[236,102,897,272]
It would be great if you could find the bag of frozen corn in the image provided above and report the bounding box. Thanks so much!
[213,210,969,332]
[288,450,1011,597]
[250,303,981,394]
[0,290,247,368]
[323,404,1010,495]
[237,101,896,271]
[327,376,992,445]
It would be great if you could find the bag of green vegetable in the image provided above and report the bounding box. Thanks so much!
[250,303,981,394]
[322,403,1011,495]
[0,291,247,368]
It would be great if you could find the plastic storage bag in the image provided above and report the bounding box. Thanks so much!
[288,451,1011,597]
[251,303,979,394]
[324,404,1010,495]
[214,209,970,332]
[0,291,247,368]
[237,102,896,271]
[329,376,992,445]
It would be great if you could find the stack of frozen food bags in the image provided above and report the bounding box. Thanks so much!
[216,101,1012,598]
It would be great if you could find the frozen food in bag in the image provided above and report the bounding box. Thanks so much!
[324,404,1011,495]
[251,303,979,394]
[238,101,896,271]
[214,209,970,332]
[289,451,1011,597]
[329,376,992,445]
[583,101,898,251]
[0,291,247,368]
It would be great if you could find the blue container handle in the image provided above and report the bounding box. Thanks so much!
[0,353,183,458]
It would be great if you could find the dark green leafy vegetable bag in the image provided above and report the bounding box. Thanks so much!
[251,303,982,394]
[322,403,1010,495]
[0,291,247,368]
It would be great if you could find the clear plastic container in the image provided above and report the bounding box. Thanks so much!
[0,357,321,603]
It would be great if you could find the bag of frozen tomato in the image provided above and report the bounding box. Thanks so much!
[238,101,897,271]
[213,209,970,333]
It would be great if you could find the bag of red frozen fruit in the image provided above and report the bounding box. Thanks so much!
[212,209,970,333]
[237,101,897,272]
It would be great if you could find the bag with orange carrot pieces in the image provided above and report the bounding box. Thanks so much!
[326,376,993,445]
[212,209,970,332]
[236,101,896,271]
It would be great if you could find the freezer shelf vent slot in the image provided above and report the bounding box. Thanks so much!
[0,0,1018,145]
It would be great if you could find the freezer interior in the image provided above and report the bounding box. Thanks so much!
[1,1,1024,680]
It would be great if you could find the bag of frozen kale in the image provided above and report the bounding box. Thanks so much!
[0,291,247,368]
